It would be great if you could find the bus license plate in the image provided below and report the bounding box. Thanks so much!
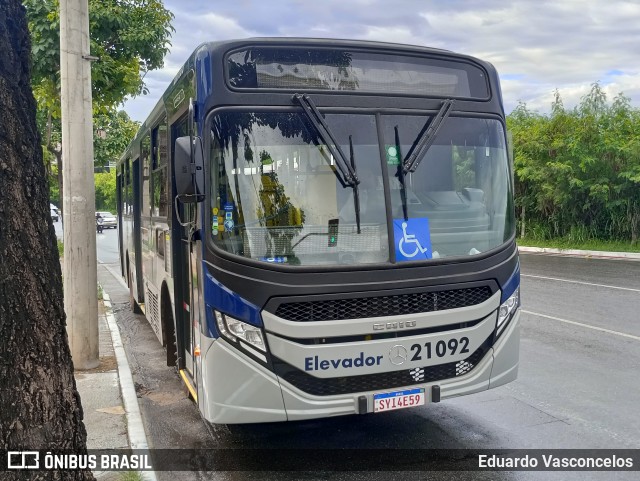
[374,388,425,413]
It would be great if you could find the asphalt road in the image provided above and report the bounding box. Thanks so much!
[93,230,640,481]
[54,217,120,265]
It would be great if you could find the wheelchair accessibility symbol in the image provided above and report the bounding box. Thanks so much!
[394,218,432,261]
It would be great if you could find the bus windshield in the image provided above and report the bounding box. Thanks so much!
[208,111,513,266]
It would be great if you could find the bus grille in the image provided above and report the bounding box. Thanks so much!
[273,338,490,397]
[274,286,492,322]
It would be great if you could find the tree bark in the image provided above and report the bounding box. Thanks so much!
[0,2,93,479]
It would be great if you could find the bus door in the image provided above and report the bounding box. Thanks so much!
[132,158,143,301]
[171,118,202,382]
[174,200,205,384]
[179,203,194,372]
[116,169,124,276]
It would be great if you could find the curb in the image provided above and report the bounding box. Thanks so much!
[518,246,640,261]
[103,293,158,481]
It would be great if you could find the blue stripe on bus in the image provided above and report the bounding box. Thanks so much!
[204,268,263,338]
[196,51,212,128]
[500,261,520,302]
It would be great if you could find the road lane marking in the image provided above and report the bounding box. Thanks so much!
[522,274,640,293]
[522,310,640,341]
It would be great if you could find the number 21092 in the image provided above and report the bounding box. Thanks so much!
[410,337,470,361]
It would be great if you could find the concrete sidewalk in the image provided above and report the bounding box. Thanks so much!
[74,292,155,480]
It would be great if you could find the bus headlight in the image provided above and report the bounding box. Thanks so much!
[496,287,519,338]
[215,311,266,352]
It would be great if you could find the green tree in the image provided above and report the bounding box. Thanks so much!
[508,83,640,244]
[25,0,173,212]
[609,94,640,241]
[95,170,117,212]
[26,0,174,111]
[94,109,140,170]
[507,101,548,238]
[93,109,138,213]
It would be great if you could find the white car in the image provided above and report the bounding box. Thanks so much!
[96,211,117,229]
[50,203,59,222]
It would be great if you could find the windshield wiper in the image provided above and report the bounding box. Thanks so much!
[403,99,454,174]
[394,126,409,221]
[349,135,361,233]
[292,93,359,187]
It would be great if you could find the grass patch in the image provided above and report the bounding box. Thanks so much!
[519,237,640,253]
[57,239,64,257]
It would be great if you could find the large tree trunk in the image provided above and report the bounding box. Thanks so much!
[0,2,93,480]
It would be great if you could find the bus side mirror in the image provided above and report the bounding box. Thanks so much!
[175,136,204,202]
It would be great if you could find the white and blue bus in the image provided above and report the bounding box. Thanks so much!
[117,38,520,424]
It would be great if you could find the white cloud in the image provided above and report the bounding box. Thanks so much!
[122,0,640,121]
[180,12,258,41]
[359,26,423,47]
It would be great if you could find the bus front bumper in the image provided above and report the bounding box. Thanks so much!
[198,310,520,424]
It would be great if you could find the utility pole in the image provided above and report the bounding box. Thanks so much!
[60,0,99,369]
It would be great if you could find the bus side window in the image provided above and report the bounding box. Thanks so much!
[152,121,168,218]
[124,159,131,215]
[142,133,151,218]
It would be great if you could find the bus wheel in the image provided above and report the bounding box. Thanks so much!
[128,267,142,314]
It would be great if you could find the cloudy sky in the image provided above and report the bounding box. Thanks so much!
[122,0,640,122]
